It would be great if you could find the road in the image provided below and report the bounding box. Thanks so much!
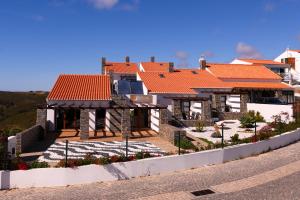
[1,141,300,200]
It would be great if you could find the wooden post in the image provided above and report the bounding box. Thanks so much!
[63,111,66,129]
[74,109,76,129]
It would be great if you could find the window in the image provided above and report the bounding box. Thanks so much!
[181,101,190,119]
[220,96,227,112]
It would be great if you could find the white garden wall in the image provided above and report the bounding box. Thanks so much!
[1,128,300,190]
[247,103,293,122]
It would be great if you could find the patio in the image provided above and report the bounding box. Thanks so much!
[38,140,165,162]
[184,120,267,143]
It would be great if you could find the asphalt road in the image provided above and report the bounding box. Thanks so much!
[2,141,300,200]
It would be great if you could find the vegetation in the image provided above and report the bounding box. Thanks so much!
[195,121,205,132]
[240,110,265,128]
[0,91,47,134]
[211,131,222,138]
[175,137,197,150]
[55,152,159,168]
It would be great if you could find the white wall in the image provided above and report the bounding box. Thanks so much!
[2,128,300,189]
[8,136,16,157]
[150,109,160,132]
[247,103,293,122]
[227,94,240,112]
[46,109,55,131]
[230,59,252,65]
[190,101,202,117]
[89,110,96,131]
[275,50,300,81]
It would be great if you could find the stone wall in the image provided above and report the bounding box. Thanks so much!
[121,109,131,137]
[212,94,221,112]
[80,109,89,140]
[219,112,245,120]
[36,109,47,133]
[159,109,168,125]
[172,100,181,119]
[240,94,249,113]
[16,125,43,153]
[201,100,212,123]
[159,124,186,144]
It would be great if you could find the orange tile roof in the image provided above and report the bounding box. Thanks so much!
[238,59,283,65]
[289,50,300,53]
[226,81,292,90]
[207,63,282,80]
[141,62,171,72]
[48,75,111,101]
[104,62,138,74]
[138,70,230,94]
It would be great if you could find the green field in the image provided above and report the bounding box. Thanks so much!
[0,91,48,132]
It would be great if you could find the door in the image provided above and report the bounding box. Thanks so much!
[96,109,106,130]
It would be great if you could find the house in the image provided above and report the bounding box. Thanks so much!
[274,49,300,84]
[37,56,294,140]
[231,58,291,83]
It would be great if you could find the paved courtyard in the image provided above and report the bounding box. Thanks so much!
[185,120,267,143]
[38,141,165,162]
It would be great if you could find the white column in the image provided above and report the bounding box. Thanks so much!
[46,109,55,131]
[89,110,96,131]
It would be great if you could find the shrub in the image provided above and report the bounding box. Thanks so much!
[195,121,205,132]
[257,125,274,140]
[248,110,265,122]
[240,111,265,128]
[99,157,111,165]
[271,112,290,134]
[230,134,240,144]
[175,138,196,150]
[211,131,222,138]
[30,161,49,169]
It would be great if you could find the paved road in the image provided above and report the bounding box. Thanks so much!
[2,141,300,200]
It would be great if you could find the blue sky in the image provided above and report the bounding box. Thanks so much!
[1,0,300,91]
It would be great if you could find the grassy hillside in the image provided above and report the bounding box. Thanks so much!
[0,91,48,132]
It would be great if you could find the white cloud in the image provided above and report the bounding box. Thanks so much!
[175,51,189,68]
[264,2,275,12]
[120,0,139,11]
[236,42,263,59]
[88,0,118,10]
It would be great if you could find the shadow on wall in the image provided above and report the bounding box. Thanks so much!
[1,171,10,189]
[103,163,129,180]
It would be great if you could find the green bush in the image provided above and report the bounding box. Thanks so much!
[230,134,240,144]
[195,121,205,132]
[240,110,265,128]
[30,161,49,169]
[175,138,197,150]
[211,131,222,138]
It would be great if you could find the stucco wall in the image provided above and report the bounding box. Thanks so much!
[247,103,293,122]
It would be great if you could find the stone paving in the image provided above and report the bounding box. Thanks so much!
[2,141,300,200]
[38,141,165,162]
[185,120,267,143]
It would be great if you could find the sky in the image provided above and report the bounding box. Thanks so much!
[1,0,300,91]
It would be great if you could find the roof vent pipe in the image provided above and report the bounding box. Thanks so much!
[169,62,174,72]
[199,56,206,70]
[125,56,130,63]
[101,57,106,74]
[150,56,155,62]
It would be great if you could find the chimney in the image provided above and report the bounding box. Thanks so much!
[199,56,206,70]
[125,56,130,63]
[169,62,174,72]
[150,56,155,62]
[101,57,106,74]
